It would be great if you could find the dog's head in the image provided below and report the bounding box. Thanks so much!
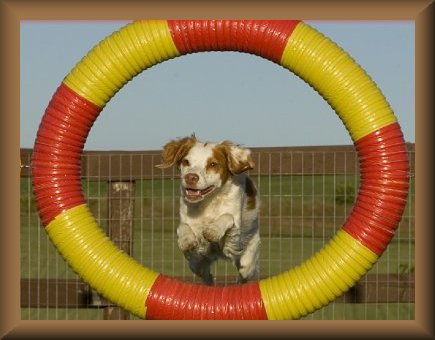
[156,135,254,203]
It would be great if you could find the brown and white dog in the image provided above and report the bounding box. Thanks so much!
[156,135,260,285]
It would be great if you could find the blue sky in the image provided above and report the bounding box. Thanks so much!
[20,20,415,151]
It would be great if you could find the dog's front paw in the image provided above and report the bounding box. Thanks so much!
[203,214,234,243]
[202,226,222,243]
[178,234,198,252]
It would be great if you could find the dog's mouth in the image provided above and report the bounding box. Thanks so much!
[183,185,216,202]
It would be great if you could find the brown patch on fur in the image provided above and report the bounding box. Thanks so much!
[156,134,197,169]
[245,177,257,210]
[219,141,254,175]
[209,145,231,184]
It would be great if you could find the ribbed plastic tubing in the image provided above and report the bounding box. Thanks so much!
[31,20,409,319]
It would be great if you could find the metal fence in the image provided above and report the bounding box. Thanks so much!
[20,144,415,320]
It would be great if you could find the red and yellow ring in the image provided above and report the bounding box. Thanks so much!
[31,20,409,319]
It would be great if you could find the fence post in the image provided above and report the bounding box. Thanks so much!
[104,180,135,320]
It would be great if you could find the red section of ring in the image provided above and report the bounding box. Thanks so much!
[168,20,300,63]
[31,83,102,226]
[343,123,409,255]
[145,275,267,320]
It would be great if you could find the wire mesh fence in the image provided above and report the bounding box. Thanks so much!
[20,144,415,320]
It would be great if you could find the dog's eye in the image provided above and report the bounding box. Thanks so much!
[209,161,217,168]
[181,159,190,167]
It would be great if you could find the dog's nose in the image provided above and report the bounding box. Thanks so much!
[184,173,199,186]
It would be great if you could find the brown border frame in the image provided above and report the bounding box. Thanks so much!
[3,0,433,338]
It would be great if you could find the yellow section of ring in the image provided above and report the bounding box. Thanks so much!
[46,204,159,319]
[63,20,180,108]
[259,230,378,320]
[280,22,396,142]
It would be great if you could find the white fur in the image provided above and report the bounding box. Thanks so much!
[157,137,260,285]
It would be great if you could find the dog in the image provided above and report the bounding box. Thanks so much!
[156,135,260,285]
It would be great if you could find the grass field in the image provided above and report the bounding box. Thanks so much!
[20,174,415,319]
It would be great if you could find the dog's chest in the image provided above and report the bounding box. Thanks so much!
[182,195,240,223]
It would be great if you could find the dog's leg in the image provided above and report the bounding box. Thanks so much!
[184,252,214,285]
[178,223,214,285]
[202,213,235,244]
[236,230,261,283]
[177,223,198,252]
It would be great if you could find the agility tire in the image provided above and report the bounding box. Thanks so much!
[31,20,409,320]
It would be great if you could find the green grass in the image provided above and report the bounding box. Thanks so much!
[20,174,415,319]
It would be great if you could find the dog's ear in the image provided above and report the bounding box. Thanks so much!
[220,141,254,175]
[155,135,197,169]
